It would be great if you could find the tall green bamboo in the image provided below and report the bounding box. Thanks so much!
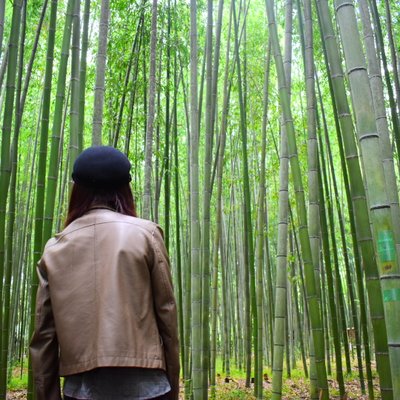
[41,0,74,247]
[265,225,275,368]
[316,44,375,400]
[265,0,329,397]
[177,39,193,399]
[169,0,185,384]
[69,0,80,177]
[142,0,158,220]
[254,41,270,400]
[231,159,246,374]
[200,0,214,396]
[92,0,110,145]
[18,0,49,119]
[3,152,19,394]
[210,61,230,400]
[11,119,39,370]
[0,1,25,395]
[78,0,91,152]
[271,0,292,395]
[367,0,400,164]
[211,0,230,394]
[0,1,5,59]
[232,0,257,388]
[0,4,22,397]
[210,228,219,399]
[357,0,400,267]
[318,84,367,394]
[303,0,329,396]
[0,0,22,305]
[210,0,224,151]
[221,214,231,376]
[334,0,400,395]
[163,0,171,250]
[154,54,162,221]
[318,139,345,398]
[0,48,8,89]
[324,169,352,377]
[27,1,58,398]
[382,0,400,115]
[315,0,393,396]
[290,235,308,378]
[285,273,291,378]
[190,0,201,398]
[116,11,145,150]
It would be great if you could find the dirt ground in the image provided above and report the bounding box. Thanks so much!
[6,375,380,399]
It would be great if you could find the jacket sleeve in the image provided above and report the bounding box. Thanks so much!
[151,226,180,400]
[29,260,62,400]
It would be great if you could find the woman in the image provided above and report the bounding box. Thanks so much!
[30,146,179,400]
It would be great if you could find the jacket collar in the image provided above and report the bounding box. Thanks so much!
[88,205,116,212]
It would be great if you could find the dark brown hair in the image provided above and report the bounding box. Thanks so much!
[65,183,137,226]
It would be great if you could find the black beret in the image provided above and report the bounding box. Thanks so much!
[72,146,131,189]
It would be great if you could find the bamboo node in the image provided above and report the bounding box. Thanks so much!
[345,154,359,160]
[369,203,390,210]
[359,132,379,141]
[370,315,384,320]
[347,66,367,75]
[380,274,400,280]
[335,1,355,13]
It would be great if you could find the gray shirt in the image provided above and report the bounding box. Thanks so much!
[63,367,171,400]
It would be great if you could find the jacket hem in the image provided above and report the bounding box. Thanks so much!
[60,356,166,376]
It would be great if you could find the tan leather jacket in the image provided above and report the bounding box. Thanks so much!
[30,208,179,400]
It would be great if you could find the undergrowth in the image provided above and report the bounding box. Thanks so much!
[7,357,380,399]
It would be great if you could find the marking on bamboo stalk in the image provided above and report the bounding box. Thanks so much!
[383,288,400,302]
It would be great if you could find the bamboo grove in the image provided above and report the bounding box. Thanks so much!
[0,0,399,399]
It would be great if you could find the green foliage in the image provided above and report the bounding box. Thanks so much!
[8,372,27,392]
[216,388,253,399]
[8,363,28,391]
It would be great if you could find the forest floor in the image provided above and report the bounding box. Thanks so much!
[7,364,380,399]
[206,372,380,399]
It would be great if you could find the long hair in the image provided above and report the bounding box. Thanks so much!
[65,183,137,226]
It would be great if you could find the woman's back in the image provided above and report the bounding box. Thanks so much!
[30,146,179,400]
[40,208,170,376]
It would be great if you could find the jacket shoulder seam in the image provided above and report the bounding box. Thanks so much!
[47,219,157,247]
